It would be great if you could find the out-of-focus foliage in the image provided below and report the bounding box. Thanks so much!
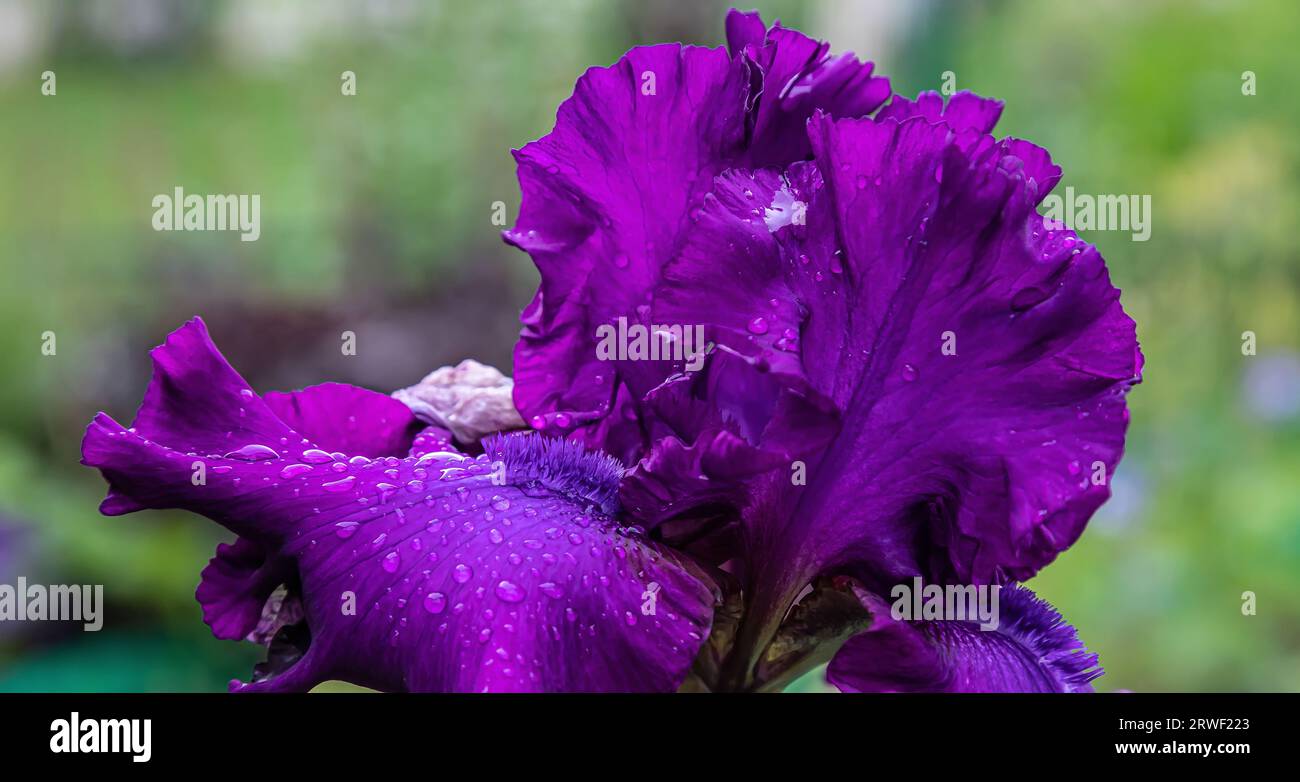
[0,0,1296,692]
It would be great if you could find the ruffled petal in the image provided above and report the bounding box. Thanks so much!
[877,91,1063,196]
[504,43,751,459]
[620,347,838,551]
[219,382,420,641]
[876,90,1004,135]
[83,320,718,692]
[646,99,1139,675]
[827,584,1102,692]
[196,537,289,641]
[726,9,891,168]
[507,17,893,461]
[262,382,419,458]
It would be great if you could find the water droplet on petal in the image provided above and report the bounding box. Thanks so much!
[495,580,526,603]
[322,476,357,492]
[224,444,280,461]
[423,592,447,614]
[279,463,313,479]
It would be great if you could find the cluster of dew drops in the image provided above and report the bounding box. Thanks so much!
[160,403,703,681]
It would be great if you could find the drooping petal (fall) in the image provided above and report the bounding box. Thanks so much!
[827,584,1102,693]
[82,319,718,692]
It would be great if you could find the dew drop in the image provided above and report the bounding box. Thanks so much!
[495,580,526,603]
[322,476,357,492]
[279,463,313,479]
[224,444,280,461]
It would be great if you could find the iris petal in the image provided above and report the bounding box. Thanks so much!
[194,382,422,641]
[82,319,718,692]
[508,11,892,462]
[827,584,1102,693]
[262,382,420,458]
[726,9,891,168]
[649,100,1141,608]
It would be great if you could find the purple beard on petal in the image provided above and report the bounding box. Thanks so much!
[827,584,1103,693]
[82,318,718,692]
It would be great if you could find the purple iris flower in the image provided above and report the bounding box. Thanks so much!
[83,9,1140,693]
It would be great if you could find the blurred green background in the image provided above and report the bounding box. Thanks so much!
[0,0,1296,692]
